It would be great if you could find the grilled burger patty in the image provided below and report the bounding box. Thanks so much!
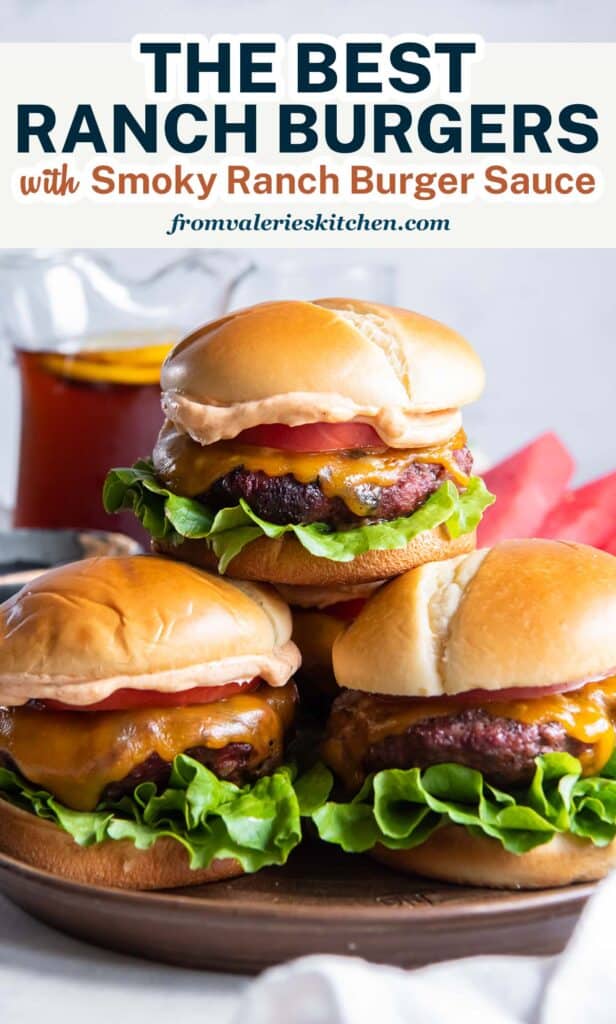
[0,739,279,804]
[322,690,591,791]
[364,709,587,788]
[102,741,280,801]
[204,446,473,529]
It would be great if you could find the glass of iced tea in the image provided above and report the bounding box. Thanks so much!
[0,251,252,539]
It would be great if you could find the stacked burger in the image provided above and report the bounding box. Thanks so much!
[10,298,616,895]
[105,298,492,704]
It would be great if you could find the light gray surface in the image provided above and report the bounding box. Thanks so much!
[0,893,244,1023]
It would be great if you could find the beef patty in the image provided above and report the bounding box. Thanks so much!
[364,709,587,788]
[322,690,591,791]
[102,741,280,802]
[203,446,473,529]
[0,739,280,807]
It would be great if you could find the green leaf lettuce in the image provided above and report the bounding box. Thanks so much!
[103,461,494,573]
[0,756,302,873]
[299,752,616,856]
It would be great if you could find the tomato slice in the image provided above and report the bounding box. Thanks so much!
[383,678,593,707]
[328,599,368,622]
[236,422,383,452]
[41,678,260,712]
[449,679,595,703]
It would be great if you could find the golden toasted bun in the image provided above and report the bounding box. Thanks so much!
[371,826,616,889]
[0,555,299,706]
[160,299,484,448]
[292,609,345,676]
[333,540,616,697]
[153,528,476,587]
[0,800,242,890]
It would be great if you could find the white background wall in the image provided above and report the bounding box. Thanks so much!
[1,2,615,508]
[3,0,615,42]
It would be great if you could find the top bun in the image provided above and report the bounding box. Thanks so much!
[333,540,616,697]
[0,556,300,707]
[161,298,485,449]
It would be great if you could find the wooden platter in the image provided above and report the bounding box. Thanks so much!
[0,841,592,973]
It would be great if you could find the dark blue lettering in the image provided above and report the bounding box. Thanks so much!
[186,41,231,93]
[558,104,598,153]
[296,43,337,92]
[470,105,506,153]
[139,42,182,92]
[346,43,381,93]
[433,42,477,92]
[165,104,208,152]
[279,105,317,152]
[240,43,277,92]
[17,105,55,152]
[389,43,431,93]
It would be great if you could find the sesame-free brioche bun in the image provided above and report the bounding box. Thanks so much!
[371,826,616,889]
[0,555,300,707]
[153,527,476,587]
[160,299,485,449]
[0,800,243,890]
[333,540,616,698]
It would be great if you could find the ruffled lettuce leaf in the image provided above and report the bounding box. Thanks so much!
[103,461,494,573]
[7,749,615,869]
[0,755,302,873]
[299,751,616,856]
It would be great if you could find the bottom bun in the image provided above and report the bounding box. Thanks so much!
[371,825,616,889]
[153,527,475,586]
[0,800,243,890]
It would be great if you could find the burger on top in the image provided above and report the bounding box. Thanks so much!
[104,298,493,587]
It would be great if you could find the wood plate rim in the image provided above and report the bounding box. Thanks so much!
[0,847,596,923]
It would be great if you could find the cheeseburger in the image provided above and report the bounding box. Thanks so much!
[309,540,616,888]
[104,299,493,586]
[0,556,301,889]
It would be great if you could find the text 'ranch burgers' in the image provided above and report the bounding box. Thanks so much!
[104,299,493,586]
[304,540,616,888]
[0,556,302,889]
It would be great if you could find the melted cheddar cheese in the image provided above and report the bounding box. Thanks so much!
[153,422,469,518]
[0,682,296,811]
[323,678,616,793]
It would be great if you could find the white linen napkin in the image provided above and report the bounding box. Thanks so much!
[233,868,616,1024]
